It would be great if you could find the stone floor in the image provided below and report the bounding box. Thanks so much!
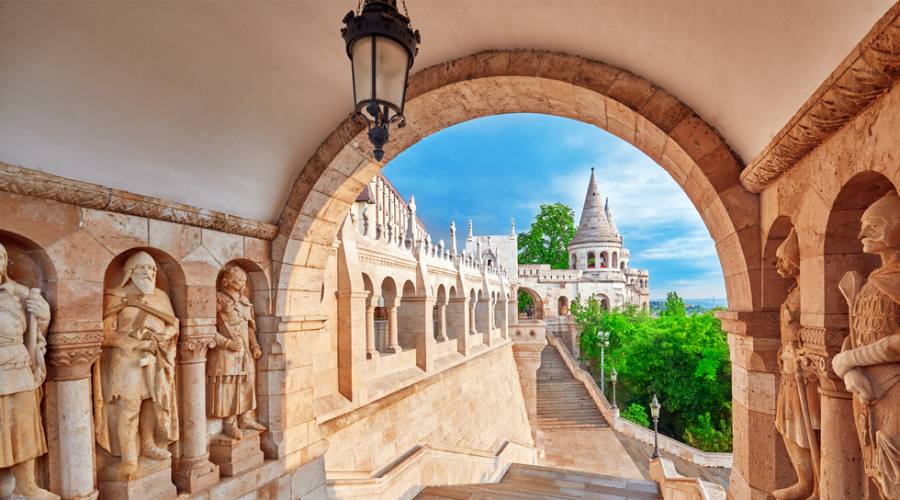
[417,463,660,499]
[536,345,730,488]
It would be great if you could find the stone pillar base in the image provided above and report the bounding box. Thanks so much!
[209,430,265,477]
[98,458,176,499]
[173,456,219,493]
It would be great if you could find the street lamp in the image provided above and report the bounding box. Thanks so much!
[597,330,610,395]
[609,367,618,410]
[650,394,661,459]
[342,0,421,161]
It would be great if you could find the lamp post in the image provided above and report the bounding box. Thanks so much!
[609,367,618,410]
[598,330,610,395]
[342,0,421,161]
[650,394,661,459]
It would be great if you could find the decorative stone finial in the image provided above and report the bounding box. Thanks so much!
[510,217,516,238]
[467,219,473,241]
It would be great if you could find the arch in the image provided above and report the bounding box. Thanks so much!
[380,277,398,301]
[570,253,577,270]
[823,172,895,325]
[401,280,416,298]
[587,251,596,269]
[620,260,626,270]
[275,49,758,327]
[362,273,375,296]
[600,251,609,268]
[760,216,795,312]
[104,247,187,318]
[220,258,273,315]
[558,295,569,316]
[611,252,618,269]
[598,294,610,311]
[0,230,57,297]
[517,287,544,320]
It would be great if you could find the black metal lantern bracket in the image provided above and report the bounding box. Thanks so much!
[342,0,420,161]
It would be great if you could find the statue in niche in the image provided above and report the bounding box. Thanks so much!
[95,251,179,479]
[833,191,900,499]
[207,265,265,439]
[772,229,820,499]
[0,243,57,499]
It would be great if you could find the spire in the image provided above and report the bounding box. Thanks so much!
[467,219,473,241]
[450,220,457,255]
[571,168,617,245]
[510,217,516,238]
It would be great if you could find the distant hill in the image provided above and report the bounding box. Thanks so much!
[649,298,726,315]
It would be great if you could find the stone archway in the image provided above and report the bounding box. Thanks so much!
[271,50,762,492]
[274,50,759,319]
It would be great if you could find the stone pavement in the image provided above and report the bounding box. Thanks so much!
[536,347,644,479]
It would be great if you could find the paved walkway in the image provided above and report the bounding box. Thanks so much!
[537,344,730,489]
[536,347,644,479]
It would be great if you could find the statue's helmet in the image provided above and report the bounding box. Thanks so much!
[860,191,900,255]
[775,228,800,276]
[118,250,157,288]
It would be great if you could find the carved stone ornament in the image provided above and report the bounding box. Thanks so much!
[832,191,900,499]
[208,265,266,441]
[47,331,103,381]
[0,162,278,240]
[0,242,59,499]
[741,8,900,192]
[95,251,180,482]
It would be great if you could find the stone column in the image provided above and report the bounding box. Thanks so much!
[500,298,509,340]
[448,297,470,356]
[477,297,493,346]
[385,298,401,354]
[47,329,103,500]
[801,326,863,500]
[512,335,547,441]
[365,295,379,359]
[397,296,436,371]
[718,310,790,499]
[469,299,478,335]
[173,322,220,492]
[436,304,448,342]
[337,290,369,402]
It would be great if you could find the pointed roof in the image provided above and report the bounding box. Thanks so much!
[570,168,618,245]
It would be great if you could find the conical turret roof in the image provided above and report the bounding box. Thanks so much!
[570,168,618,245]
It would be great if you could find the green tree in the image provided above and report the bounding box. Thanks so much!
[621,403,650,428]
[573,292,733,452]
[517,203,576,270]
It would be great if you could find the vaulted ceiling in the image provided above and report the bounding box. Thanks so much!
[0,1,893,222]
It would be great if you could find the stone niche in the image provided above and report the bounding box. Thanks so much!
[205,260,268,478]
[0,231,56,499]
[94,248,185,499]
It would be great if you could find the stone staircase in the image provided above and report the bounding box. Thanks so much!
[537,346,608,430]
[417,463,660,499]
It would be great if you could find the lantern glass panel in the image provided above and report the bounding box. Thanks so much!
[351,36,374,110]
[374,36,409,112]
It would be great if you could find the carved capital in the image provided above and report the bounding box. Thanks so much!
[798,350,848,396]
[177,335,217,363]
[47,331,103,381]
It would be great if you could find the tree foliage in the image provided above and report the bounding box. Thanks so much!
[572,292,732,452]
[517,203,576,270]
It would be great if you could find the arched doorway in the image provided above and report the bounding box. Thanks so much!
[517,287,544,320]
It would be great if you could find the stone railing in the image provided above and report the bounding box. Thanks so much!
[326,441,536,499]
[546,334,733,469]
[650,458,726,500]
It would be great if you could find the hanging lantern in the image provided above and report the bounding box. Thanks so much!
[342,0,420,161]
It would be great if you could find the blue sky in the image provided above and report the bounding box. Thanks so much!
[382,113,725,300]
